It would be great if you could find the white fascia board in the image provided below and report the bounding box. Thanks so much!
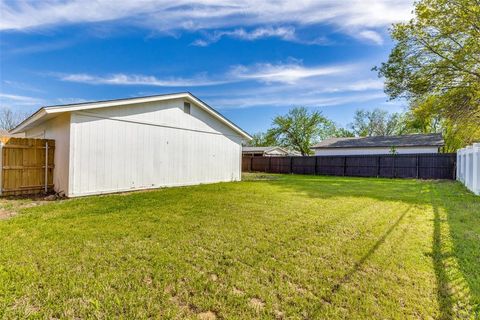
[11,93,252,140]
[45,93,188,114]
[10,108,48,134]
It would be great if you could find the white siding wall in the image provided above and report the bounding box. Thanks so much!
[314,146,439,156]
[24,114,71,194]
[68,99,243,197]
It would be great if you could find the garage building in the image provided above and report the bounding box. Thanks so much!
[11,92,252,197]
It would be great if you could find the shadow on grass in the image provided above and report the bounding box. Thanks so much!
[431,194,455,320]
[320,207,409,305]
[251,174,480,317]
[430,184,480,319]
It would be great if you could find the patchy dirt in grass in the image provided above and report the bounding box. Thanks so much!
[232,287,244,296]
[274,309,285,319]
[249,297,265,312]
[197,310,217,320]
[0,195,63,220]
[242,173,280,181]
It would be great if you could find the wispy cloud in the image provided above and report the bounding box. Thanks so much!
[54,59,388,110]
[58,61,354,87]
[60,73,230,87]
[208,92,387,109]
[229,62,352,84]
[192,26,295,46]
[2,80,44,93]
[0,0,413,44]
[0,93,44,106]
[5,39,79,54]
[356,30,384,45]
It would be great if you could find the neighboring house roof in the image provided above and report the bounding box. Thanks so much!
[243,146,301,156]
[312,133,444,149]
[10,92,252,140]
[243,146,288,153]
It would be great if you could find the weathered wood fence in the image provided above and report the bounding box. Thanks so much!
[243,153,457,179]
[0,137,55,196]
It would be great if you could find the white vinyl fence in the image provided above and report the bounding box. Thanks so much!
[457,143,480,195]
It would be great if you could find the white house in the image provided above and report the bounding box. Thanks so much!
[11,93,252,197]
[312,133,444,156]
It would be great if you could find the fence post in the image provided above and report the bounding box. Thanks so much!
[268,156,272,173]
[250,156,253,172]
[473,143,479,195]
[45,141,48,194]
[343,156,347,176]
[416,155,419,179]
[0,141,3,196]
[377,156,381,177]
[290,157,293,174]
[460,149,466,183]
[314,156,317,175]
[392,155,396,178]
[465,146,472,189]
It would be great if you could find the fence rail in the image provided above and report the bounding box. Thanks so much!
[0,137,55,196]
[457,143,479,195]
[243,153,457,180]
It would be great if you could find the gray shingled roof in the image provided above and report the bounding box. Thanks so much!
[312,133,444,149]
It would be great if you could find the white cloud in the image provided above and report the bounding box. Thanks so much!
[317,79,385,93]
[59,61,354,87]
[208,92,387,109]
[55,61,388,110]
[0,0,413,44]
[60,73,229,87]
[192,26,295,46]
[356,30,384,45]
[0,93,43,105]
[229,62,352,84]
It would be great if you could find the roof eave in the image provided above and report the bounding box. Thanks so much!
[10,108,48,134]
[10,92,252,140]
[312,144,444,149]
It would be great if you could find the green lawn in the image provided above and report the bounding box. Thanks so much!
[0,174,479,319]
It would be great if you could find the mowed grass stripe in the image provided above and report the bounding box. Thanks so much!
[0,173,478,319]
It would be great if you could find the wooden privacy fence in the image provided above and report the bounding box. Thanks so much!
[0,137,55,196]
[243,153,457,179]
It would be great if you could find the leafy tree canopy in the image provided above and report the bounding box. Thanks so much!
[248,132,278,147]
[349,108,412,137]
[377,0,480,149]
[266,107,335,156]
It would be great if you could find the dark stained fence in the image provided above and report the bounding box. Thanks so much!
[242,153,456,180]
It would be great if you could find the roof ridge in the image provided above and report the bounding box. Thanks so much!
[312,133,444,148]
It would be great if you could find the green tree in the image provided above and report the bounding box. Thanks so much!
[349,108,412,137]
[319,119,355,140]
[267,107,331,156]
[248,132,278,147]
[377,0,480,149]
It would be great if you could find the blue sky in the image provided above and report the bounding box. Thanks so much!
[0,0,413,134]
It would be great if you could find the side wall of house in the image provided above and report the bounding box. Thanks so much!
[68,98,244,197]
[314,146,439,156]
[24,113,71,195]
